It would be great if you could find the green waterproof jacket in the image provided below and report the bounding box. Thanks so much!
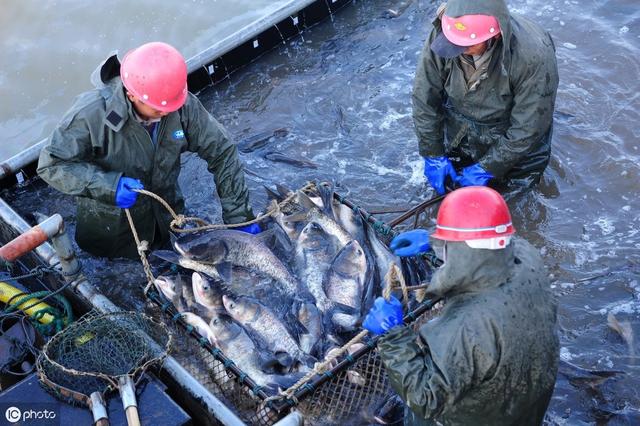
[378,238,559,425]
[413,0,559,181]
[37,54,254,258]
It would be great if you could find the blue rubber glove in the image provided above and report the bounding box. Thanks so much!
[235,223,262,235]
[363,296,404,335]
[424,156,457,195]
[115,177,144,209]
[389,229,431,257]
[456,163,493,187]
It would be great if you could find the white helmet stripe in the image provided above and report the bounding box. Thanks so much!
[436,222,512,233]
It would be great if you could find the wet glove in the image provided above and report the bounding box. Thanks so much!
[235,223,262,235]
[456,163,493,187]
[390,229,431,257]
[424,156,457,195]
[115,177,144,209]
[363,296,404,335]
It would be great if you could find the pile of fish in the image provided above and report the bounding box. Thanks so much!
[151,183,422,391]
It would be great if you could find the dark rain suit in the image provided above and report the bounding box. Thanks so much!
[37,54,254,258]
[378,238,559,425]
[413,0,559,185]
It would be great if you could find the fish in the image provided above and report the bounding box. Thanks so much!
[286,191,353,251]
[325,240,367,331]
[153,272,196,312]
[222,294,315,369]
[263,151,318,169]
[296,302,323,356]
[238,128,289,153]
[173,229,300,297]
[208,313,300,390]
[151,250,225,282]
[191,271,225,313]
[180,312,216,346]
[558,359,624,389]
[294,221,336,312]
[607,312,635,356]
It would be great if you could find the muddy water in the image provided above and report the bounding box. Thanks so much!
[2,0,639,424]
[0,0,290,160]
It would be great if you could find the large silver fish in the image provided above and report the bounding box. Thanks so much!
[208,313,301,391]
[222,295,314,368]
[294,221,335,312]
[325,240,367,332]
[173,229,300,296]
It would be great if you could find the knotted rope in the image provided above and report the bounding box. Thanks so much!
[126,182,317,293]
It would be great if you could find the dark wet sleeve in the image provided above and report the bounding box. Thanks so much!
[377,325,453,420]
[37,115,120,204]
[479,52,558,178]
[378,319,499,421]
[182,94,254,224]
[412,31,446,158]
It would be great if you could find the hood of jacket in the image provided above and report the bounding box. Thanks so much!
[426,238,516,298]
[435,0,512,74]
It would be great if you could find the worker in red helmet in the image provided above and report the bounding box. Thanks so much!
[414,0,559,195]
[363,187,559,425]
[37,42,259,258]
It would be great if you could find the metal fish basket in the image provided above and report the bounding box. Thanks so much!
[145,186,438,425]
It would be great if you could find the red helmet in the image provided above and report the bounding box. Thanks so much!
[120,42,188,112]
[432,186,515,249]
[441,14,501,47]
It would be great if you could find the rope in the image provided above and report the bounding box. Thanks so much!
[4,291,73,336]
[128,182,317,295]
[124,209,156,294]
[133,182,316,234]
[129,181,428,407]
[265,263,411,404]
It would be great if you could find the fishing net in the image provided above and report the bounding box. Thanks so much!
[140,182,440,425]
[37,311,171,400]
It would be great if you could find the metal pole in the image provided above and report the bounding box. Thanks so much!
[0,140,47,182]
[0,198,246,426]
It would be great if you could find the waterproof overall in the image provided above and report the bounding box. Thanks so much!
[37,54,254,258]
[413,0,559,186]
[378,238,559,425]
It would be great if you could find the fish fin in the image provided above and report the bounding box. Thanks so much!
[257,352,282,373]
[169,232,179,247]
[268,372,305,392]
[276,183,294,198]
[215,262,233,283]
[274,352,294,369]
[253,227,275,244]
[271,223,294,254]
[151,250,181,264]
[295,190,320,211]
[317,181,337,220]
[264,185,283,201]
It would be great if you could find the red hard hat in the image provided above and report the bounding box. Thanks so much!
[441,14,501,47]
[432,186,515,243]
[120,42,188,113]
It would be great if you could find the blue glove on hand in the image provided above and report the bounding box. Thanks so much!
[115,177,144,209]
[363,296,404,335]
[236,223,262,235]
[424,156,457,195]
[456,163,493,187]
[390,229,431,257]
